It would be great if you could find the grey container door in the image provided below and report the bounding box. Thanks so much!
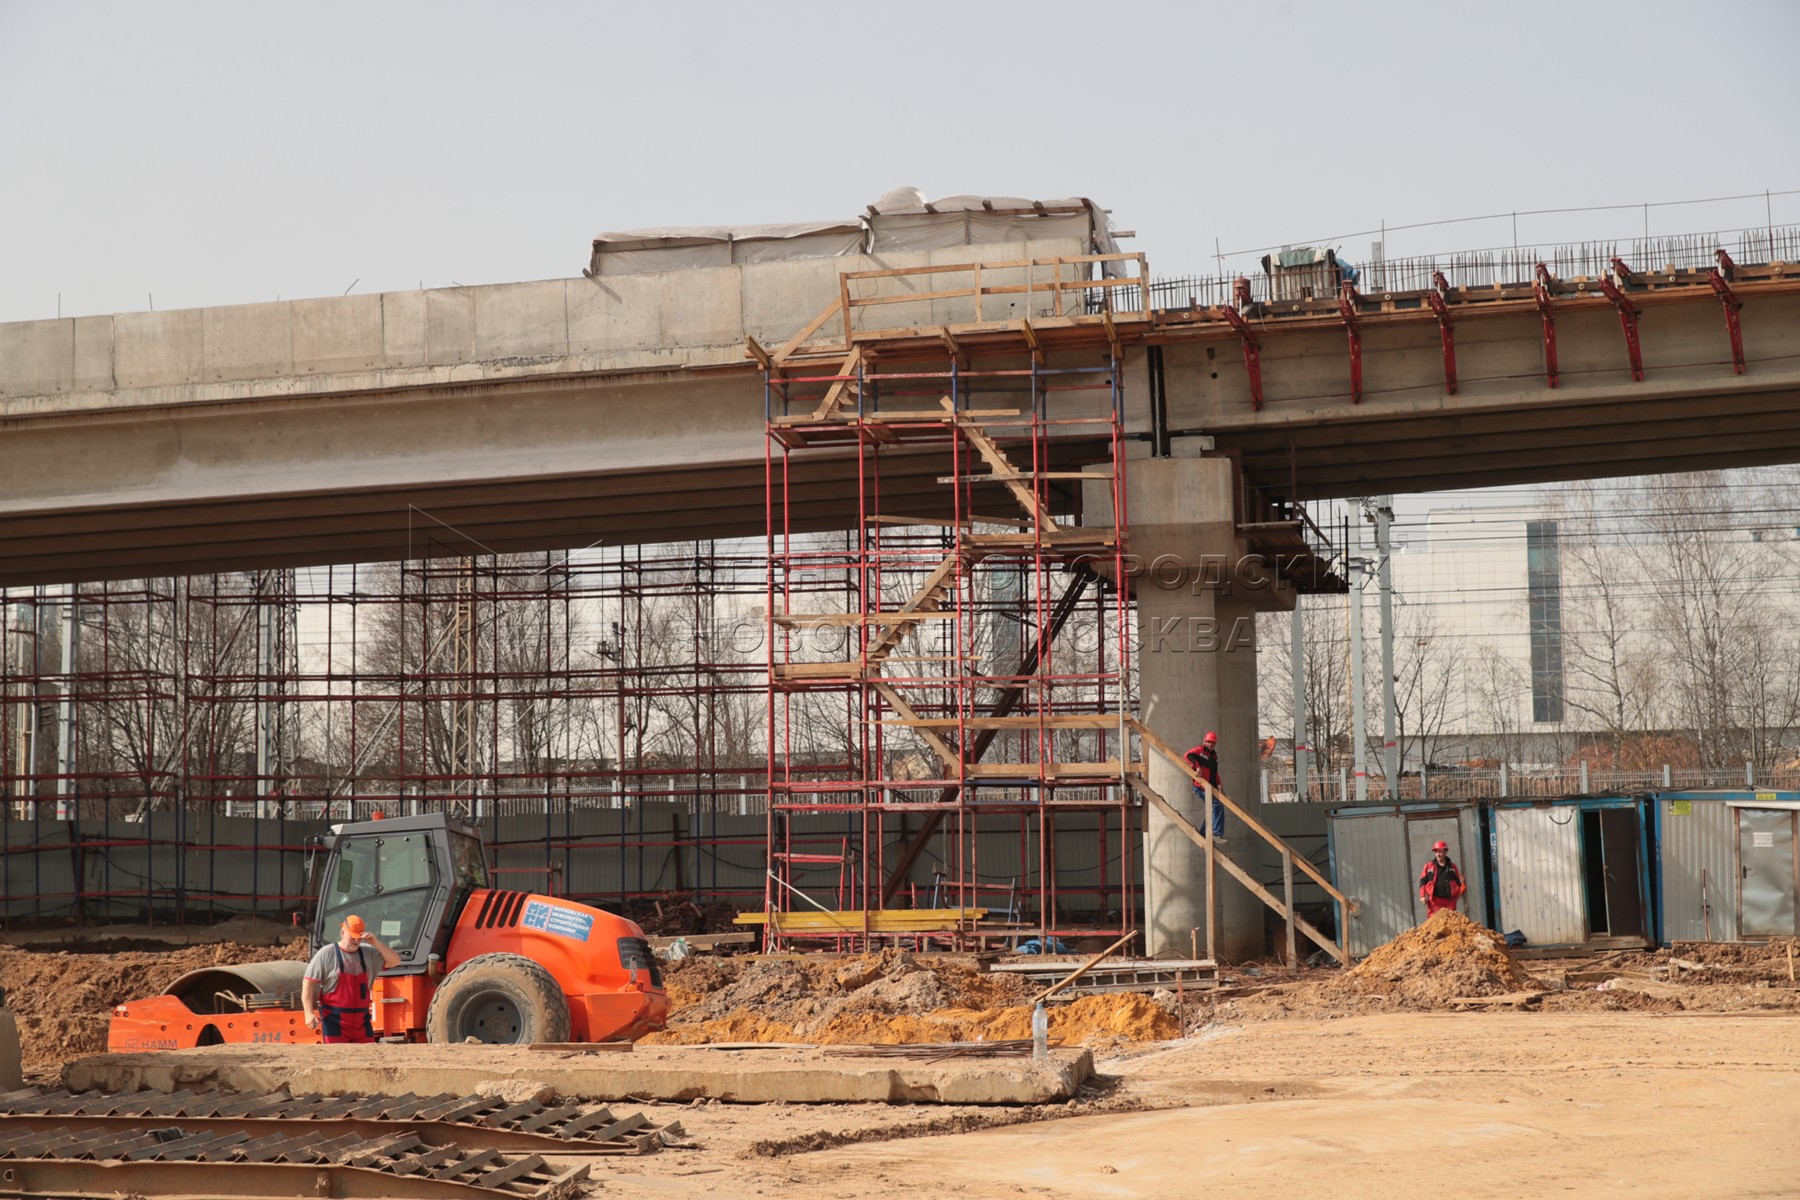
[1738,808,1799,938]
[1406,815,1465,924]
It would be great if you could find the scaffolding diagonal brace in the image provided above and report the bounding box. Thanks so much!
[1533,263,1560,389]
[1426,272,1458,396]
[1601,258,1645,382]
[1709,263,1746,375]
[1337,282,1362,404]
[1220,305,1263,411]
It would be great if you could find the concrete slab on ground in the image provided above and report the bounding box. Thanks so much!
[63,1042,1092,1105]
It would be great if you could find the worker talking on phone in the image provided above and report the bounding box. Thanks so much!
[301,915,402,1044]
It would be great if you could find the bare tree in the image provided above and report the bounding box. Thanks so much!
[1388,599,1462,777]
[1626,471,1800,770]
[1552,482,1667,762]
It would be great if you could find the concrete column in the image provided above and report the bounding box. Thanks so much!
[1138,577,1217,956]
[1126,454,1271,962]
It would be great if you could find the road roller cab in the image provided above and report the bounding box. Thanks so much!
[107,812,668,1050]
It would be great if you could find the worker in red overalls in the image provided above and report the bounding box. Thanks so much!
[301,914,401,1044]
[1417,841,1467,918]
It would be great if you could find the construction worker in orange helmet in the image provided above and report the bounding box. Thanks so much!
[300,914,401,1044]
[1418,840,1467,919]
[1183,730,1226,843]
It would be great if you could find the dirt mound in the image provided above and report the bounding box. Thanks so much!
[1337,910,1537,1006]
[0,936,309,1081]
[647,948,1180,1048]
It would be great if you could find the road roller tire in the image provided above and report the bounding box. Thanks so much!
[425,952,572,1045]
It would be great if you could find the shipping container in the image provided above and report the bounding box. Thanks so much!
[1487,796,1652,952]
[1327,802,1487,957]
[1653,789,1800,943]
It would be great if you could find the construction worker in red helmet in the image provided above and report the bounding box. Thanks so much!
[1418,840,1466,919]
[1183,730,1226,843]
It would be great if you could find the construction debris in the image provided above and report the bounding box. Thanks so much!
[990,956,1217,997]
[1338,910,1539,1005]
[646,949,1181,1047]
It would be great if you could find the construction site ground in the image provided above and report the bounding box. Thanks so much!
[3,915,1798,1198]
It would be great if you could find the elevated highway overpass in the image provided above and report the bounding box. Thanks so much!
[1,234,1796,586]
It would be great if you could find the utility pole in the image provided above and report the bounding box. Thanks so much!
[1349,507,1367,804]
[1374,497,1399,791]
[55,585,79,822]
[255,573,276,816]
[1291,604,1308,801]
[447,558,478,816]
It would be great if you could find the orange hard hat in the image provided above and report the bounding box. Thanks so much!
[1203,731,1218,744]
[341,914,366,936]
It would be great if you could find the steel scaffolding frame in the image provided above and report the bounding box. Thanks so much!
[759,327,1141,949]
[0,547,786,923]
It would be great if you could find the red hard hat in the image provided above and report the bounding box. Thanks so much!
[1203,731,1218,744]
[1433,841,1449,852]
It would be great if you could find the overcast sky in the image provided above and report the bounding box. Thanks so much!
[3,0,1797,326]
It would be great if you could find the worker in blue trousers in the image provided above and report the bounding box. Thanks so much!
[1184,731,1227,844]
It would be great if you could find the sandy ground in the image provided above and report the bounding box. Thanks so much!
[600,1011,1800,1199]
[9,919,1799,1196]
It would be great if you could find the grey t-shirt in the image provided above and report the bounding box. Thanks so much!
[304,942,382,996]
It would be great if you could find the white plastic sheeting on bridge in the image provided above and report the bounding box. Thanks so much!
[588,191,1121,276]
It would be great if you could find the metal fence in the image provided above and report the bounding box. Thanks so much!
[1094,222,1800,313]
[1264,764,1800,805]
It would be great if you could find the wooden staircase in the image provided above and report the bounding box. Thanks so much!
[1125,717,1351,965]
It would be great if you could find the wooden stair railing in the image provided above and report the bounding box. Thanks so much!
[1126,717,1351,965]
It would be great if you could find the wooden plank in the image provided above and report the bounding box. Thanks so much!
[743,335,773,372]
[940,326,965,365]
[734,908,988,929]
[771,661,863,679]
[527,1042,634,1053]
[773,612,958,627]
[1031,930,1139,1003]
[964,760,1137,778]
[772,297,842,364]
[868,514,1029,528]
[1128,718,1347,906]
[808,345,865,422]
[1020,317,1045,365]
[937,471,1115,482]
[939,399,1061,532]
[870,681,961,772]
[873,714,1125,730]
[1130,775,1345,964]
[865,552,960,661]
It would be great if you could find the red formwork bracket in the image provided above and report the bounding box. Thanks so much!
[1221,305,1264,411]
[1710,249,1746,374]
[1426,270,1458,395]
[1338,281,1363,403]
[1599,257,1645,382]
[1533,263,1560,389]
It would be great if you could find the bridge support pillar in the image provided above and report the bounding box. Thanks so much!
[1125,452,1289,961]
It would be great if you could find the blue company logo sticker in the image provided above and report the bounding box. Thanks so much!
[520,900,595,942]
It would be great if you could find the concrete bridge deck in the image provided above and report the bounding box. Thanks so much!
[1,238,1796,585]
